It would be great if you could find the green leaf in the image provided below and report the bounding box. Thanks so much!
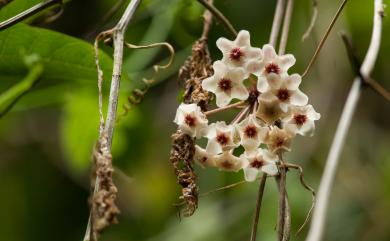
[0,55,43,117]
[0,0,42,22]
[0,23,118,174]
[60,88,138,175]
[60,88,101,174]
[0,23,113,84]
[0,23,113,108]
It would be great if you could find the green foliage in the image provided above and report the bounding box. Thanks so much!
[0,54,43,117]
[0,23,113,88]
[0,22,115,173]
[60,87,139,174]
[60,88,100,173]
[0,0,42,22]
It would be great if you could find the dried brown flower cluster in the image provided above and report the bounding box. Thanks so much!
[91,134,120,235]
[179,39,213,111]
[171,39,214,217]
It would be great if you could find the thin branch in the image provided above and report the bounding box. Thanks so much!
[285,163,316,236]
[269,0,286,47]
[231,105,250,124]
[340,33,390,102]
[201,0,214,39]
[105,0,141,145]
[366,77,390,102]
[275,173,291,241]
[84,1,142,240]
[301,0,318,42]
[204,101,246,116]
[173,175,277,207]
[278,0,294,55]
[275,2,295,239]
[277,155,288,241]
[86,0,125,39]
[0,0,62,31]
[250,174,267,241]
[301,0,348,78]
[305,1,384,241]
[197,0,237,37]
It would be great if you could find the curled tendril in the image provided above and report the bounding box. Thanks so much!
[284,162,316,236]
[94,30,115,135]
[302,0,318,42]
[116,41,175,122]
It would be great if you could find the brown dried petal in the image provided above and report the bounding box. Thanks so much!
[91,134,120,235]
[179,39,213,111]
[170,130,198,217]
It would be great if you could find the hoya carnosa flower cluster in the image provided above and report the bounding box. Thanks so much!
[174,30,320,182]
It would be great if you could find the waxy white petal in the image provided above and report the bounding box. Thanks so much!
[173,103,209,138]
[194,145,216,168]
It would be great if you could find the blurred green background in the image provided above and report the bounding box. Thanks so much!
[0,0,389,241]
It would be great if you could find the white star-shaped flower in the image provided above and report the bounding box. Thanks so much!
[241,148,279,182]
[249,44,296,92]
[235,114,268,152]
[215,151,246,172]
[265,126,295,154]
[194,145,216,168]
[205,121,240,155]
[256,98,289,125]
[216,30,263,74]
[259,74,308,112]
[202,61,249,107]
[173,103,208,138]
[283,105,321,136]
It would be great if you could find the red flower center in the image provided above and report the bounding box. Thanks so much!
[218,78,232,92]
[184,114,196,127]
[221,160,233,169]
[250,159,265,169]
[276,88,290,102]
[275,136,285,147]
[244,125,258,138]
[265,63,280,74]
[294,114,307,126]
[248,88,260,104]
[230,48,243,61]
[201,157,208,163]
[216,133,229,146]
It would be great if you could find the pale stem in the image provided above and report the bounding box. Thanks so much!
[197,0,237,36]
[269,0,286,47]
[277,154,288,241]
[305,1,384,241]
[204,101,246,116]
[278,0,294,55]
[301,0,318,42]
[276,1,294,240]
[83,1,142,241]
[231,106,250,124]
[201,0,214,39]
